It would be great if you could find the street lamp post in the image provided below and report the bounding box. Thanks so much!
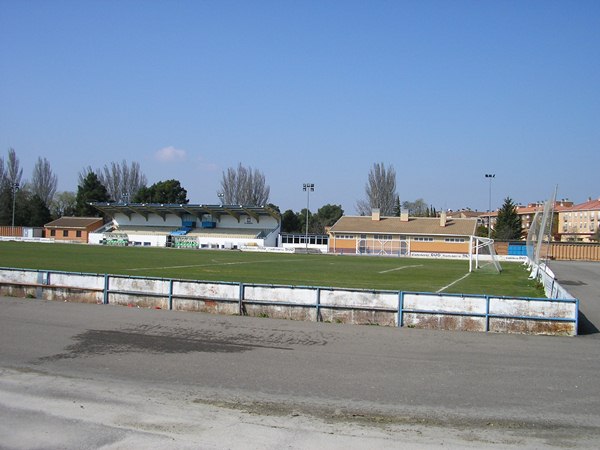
[303,183,314,251]
[485,174,495,239]
[217,192,224,205]
[11,182,19,229]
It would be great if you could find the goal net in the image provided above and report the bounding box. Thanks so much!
[526,192,555,279]
[469,236,502,273]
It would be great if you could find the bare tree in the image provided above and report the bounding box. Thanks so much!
[50,191,77,218]
[31,157,58,206]
[356,162,397,216]
[6,148,23,188]
[220,163,270,206]
[402,198,428,216]
[0,153,5,190]
[98,160,147,202]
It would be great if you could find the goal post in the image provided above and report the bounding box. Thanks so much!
[469,236,502,273]
[526,190,556,279]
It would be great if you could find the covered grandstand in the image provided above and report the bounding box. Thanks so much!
[89,202,281,249]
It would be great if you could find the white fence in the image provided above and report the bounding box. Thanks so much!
[0,267,578,336]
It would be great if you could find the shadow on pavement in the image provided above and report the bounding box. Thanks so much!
[578,311,599,335]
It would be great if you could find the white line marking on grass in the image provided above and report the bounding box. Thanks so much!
[436,273,471,293]
[379,264,423,274]
[125,259,299,271]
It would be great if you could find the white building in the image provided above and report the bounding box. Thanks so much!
[89,203,281,249]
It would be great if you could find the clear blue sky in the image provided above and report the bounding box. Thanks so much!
[1,0,599,214]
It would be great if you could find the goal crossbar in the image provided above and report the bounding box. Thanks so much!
[469,236,502,273]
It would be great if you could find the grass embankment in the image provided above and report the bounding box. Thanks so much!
[0,241,544,297]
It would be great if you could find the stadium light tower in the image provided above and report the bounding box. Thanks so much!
[217,192,224,205]
[303,183,314,251]
[11,182,19,229]
[485,174,495,238]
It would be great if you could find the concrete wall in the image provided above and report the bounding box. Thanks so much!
[0,268,578,336]
[114,212,181,227]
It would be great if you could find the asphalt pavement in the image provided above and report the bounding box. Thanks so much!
[1,296,600,448]
[549,260,600,335]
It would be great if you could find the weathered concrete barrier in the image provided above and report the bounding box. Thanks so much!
[0,267,578,336]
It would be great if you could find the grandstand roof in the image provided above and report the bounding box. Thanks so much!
[329,216,478,237]
[90,202,280,222]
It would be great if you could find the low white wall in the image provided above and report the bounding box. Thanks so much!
[241,246,295,254]
[127,235,167,247]
[281,243,329,253]
[0,268,578,336]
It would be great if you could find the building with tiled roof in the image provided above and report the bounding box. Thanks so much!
[557,197,600,242]
[44,217,104,242]
[446,209,486,219]
[487,200,574,239]
[328,209,478,256]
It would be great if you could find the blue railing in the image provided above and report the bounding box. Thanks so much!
[0,267,579,335]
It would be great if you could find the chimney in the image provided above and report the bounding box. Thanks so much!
[400,211,409,222]
[372,208,380,221]
[440,211,447,227]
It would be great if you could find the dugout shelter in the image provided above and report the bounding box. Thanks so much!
[89,202,281,249]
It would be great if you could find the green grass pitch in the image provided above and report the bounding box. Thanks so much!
[0,241,544,297]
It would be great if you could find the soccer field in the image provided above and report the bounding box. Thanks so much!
[0,241,543,297]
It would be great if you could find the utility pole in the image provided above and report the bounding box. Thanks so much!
[302,183,314,251]
[11,182,19,229]
[485,174,495,239]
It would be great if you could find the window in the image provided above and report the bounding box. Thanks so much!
[374,234,393,240]
[413,237,434,242]
[50,230,55,237]
[63,230,68,237]
[76,231,82,238]
[336,234,354,239]
[444,238,465,243]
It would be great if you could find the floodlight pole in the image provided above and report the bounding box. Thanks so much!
[217,192,224,205]
[485,174,495,239]
[11,182,19,229]
[303,183,314,251]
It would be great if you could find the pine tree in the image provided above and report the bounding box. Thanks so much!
[393,195,401,217]
[76,171,109,216]
[493,197,523,240]
[27,194,52,226]
[133,179,188,204]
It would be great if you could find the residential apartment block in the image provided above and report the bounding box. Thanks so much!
[486,198,599,242]
[556,198,600,242]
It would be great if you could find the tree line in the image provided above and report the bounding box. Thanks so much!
[0,149,276,225]
[1,148,526,242]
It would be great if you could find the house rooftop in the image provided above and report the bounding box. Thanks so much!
[44,217,103,229]
[329,215,478,236]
